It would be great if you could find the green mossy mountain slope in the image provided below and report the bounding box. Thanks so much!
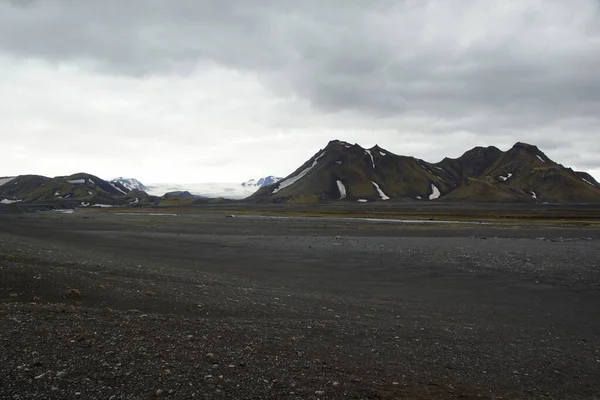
[250,140,600,203]
[0,173,155,207]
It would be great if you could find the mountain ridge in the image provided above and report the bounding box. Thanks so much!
[250,140,600,203]
[3,142,599,205]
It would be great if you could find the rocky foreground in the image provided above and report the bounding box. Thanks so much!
[1,211,600,399]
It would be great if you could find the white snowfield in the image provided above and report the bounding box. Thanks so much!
[336,180,346,199]
[429,184,441,200]
[531,191,537,199]
[334,160,342,165]
[146,182,259,199]
[371,181,390,200]
[536,154,545,163]
[357,199,368,203]
[0,177,15,187]
[92,204,115,208]
[499,173,513,182]
[68,179,85,184]
[112,178,147,191]
[1,198,21,204]
[272,151,325,194]
[364,150,375,169]
[379,151,386,156]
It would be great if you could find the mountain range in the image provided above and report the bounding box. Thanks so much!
[250,140,600,203]
[2,142,600,206]
[0,173,150,207]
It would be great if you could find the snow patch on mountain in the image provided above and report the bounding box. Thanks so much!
[110,183,127,195]
[499,173,513,181]
[581,178,596,187]
[0,177,15,187]
[336,180,346,199]
[429,184,441,200]
[365,149,375,169]
[1,198,21,204]
[536,154,545,163]
[371,181,390,200]
[272,152,325,194]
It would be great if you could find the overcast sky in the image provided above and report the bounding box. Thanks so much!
[1,0,599,183]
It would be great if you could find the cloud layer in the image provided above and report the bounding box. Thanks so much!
[1,0,599,182]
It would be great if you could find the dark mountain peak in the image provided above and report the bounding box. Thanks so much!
[370,144,393,156]
[325,140,361,152]
[438,145,504,179]
[458,145,503,161]
[512,142,539,151]
[506,142,551,163]
[325,139,347,147]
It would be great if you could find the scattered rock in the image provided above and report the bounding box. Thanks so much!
[66,289,81,300]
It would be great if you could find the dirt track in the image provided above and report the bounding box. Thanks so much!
[1,210,600,399]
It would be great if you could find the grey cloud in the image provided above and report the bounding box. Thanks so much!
[1,0,600,178]
[2,0,600,124]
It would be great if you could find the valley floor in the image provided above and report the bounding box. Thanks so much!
[1,210,600,399]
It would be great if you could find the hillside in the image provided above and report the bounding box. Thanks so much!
[0,173,155,207]
[250,140,600,203]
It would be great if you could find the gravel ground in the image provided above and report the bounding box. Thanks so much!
[1,211,600,399]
